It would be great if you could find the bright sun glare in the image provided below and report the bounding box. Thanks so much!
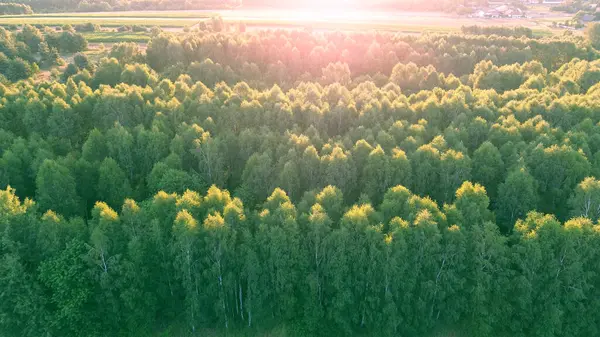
[242,0,373,25]
[299,0,359,11]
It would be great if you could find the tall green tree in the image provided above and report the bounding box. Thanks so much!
[411,144,441,200]
[238,152,273,206]
[172,208,202,332]
[586,22,600,50]
[568,177,600,221]
[39,240,98,337]
[35,159,80,217]
[496,167,539,233]
[97,157,132,210]
[528,145,590,219]
[472,141,504,200]
[362,145,393,205]
[439,149,472,203]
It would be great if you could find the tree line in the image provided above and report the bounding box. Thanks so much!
[0,2,33,14]
[11,0,238,12]
[6,0,483,13]
[140,29,596,90]
[460,25,534,38]
[1,25,595,85]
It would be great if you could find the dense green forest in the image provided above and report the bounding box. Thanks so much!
[3,24,600,337]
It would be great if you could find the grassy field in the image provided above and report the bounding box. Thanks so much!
[0,11,217,18]
[0,17,200,27]
[0,10,216,27]
[243,21,461,33]
[82,31,151,43]
[0,9,563,34]
[243,21,554,36]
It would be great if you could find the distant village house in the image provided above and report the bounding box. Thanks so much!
[476,4,525,18]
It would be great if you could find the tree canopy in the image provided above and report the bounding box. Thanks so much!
[1,24,600,337]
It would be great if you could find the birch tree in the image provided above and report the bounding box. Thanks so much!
[568,177,600,221]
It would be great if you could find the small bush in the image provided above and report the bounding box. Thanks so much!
[5,57,33,81]
[75,22,101,32]
[132,25,147,32]
[117,25,132,32]
[58,31,88,53]
[62,63,78,81]
[73,52,89,70]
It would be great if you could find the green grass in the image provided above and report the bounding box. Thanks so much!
[0,10,215,27]
[531,28,556,37]
[0,10,557,35]
[239,20,428,31]
[0,11,216,18]
[0,15,463,32]
[241,20,461,33]
[82,31,151,43]
[0,17,200,27]
[241,19,553,36]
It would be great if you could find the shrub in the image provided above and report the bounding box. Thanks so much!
[58,31,88,53]
[73,52,89,70]
[109,42,143,64]
[150,26,162,36]
[62,63,78,81]
[117,25,132,32]
[75,23,101,32]
[132,25,148,32]
[5,57,33,81]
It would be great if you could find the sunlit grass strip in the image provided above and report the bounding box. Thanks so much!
[236,19,457,32]
[0,17,196,27]
[240,20,553,36]
[0,13,555,36]
[0,11,216,18]
[82,31,151,43]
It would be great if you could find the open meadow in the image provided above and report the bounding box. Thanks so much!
[0,8,572,34]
